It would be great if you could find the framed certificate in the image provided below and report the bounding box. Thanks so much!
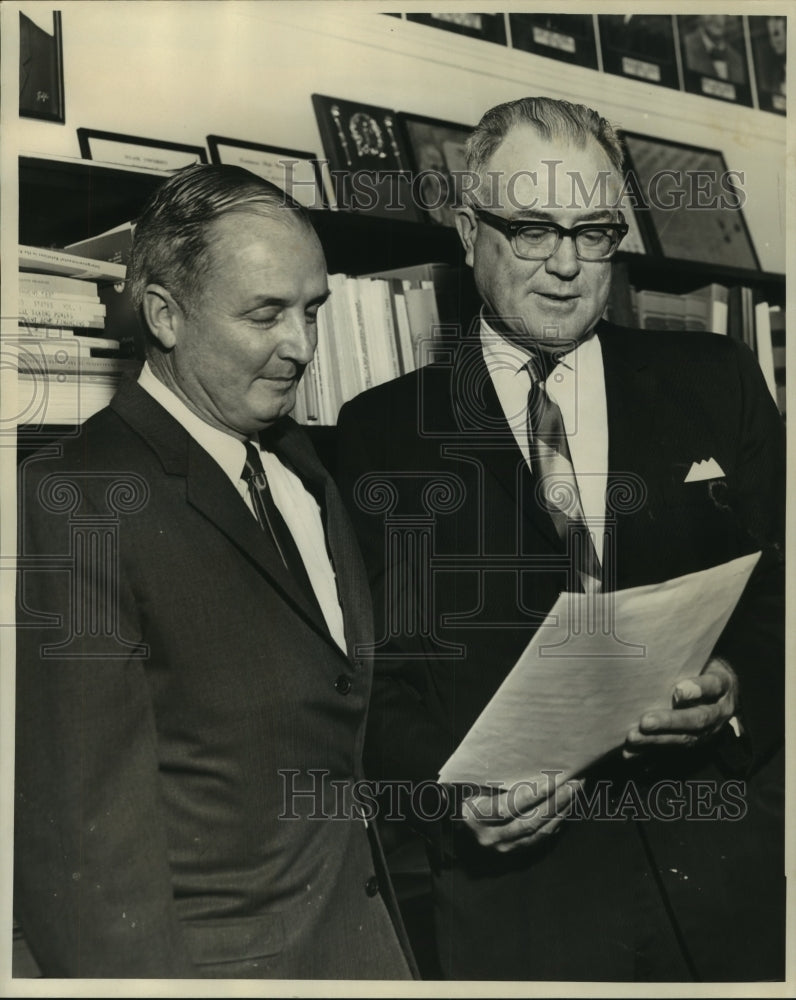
[676,14,752,107]
[77,129,207,171]
[622,132,759,270]
[396,113,472,227]
[207,136,328,209]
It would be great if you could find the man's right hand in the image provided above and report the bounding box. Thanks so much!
[459,775,584,854]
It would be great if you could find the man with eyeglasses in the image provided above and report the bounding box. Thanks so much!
[336,97,784,981]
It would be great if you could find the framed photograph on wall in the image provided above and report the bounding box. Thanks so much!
[509,14,598,70]
[598,14,679,90]
[622,132,759,270]
[676,13,752,106]
[406,13,506,46]
[19,9,65,122]
[77,129,207,171]
[207,136,328,209]
[396,113,472,227]
[311,94,422,222]
[748,15,786,115]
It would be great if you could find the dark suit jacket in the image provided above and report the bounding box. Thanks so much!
[14,378,414,980]
[335,322,785,981]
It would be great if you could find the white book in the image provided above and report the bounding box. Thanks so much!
[19,245,127,283]
[327,273,366,404]
[19,272,101,297]
[754,301,777,403]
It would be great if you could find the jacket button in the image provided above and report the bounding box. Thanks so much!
[365,875,380,897]
[334,674,352,695]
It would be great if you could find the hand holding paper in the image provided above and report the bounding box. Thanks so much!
[625,656,738,755]
[439,552,760,790]
[461,775,585,854]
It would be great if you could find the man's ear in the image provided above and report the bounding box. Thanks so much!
[142,284,182,350]
[455,206,477,267]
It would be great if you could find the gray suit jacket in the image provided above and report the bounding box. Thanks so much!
[15,377,414,979]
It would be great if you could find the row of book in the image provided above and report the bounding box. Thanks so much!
[293,264,453,425]
[15,245,141,425]
[604,275,786,417]
[13,241,785,427]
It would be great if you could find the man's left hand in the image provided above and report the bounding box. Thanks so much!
[624,657,738,755]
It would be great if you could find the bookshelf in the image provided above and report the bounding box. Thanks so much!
[15,152,787,439]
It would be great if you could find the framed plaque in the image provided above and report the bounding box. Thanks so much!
[748,15,786,115]
[397,113,472,227]
[19,10,64,122]
[311,94,422,222]
[509,14,598,70]
[77,129,207,171]
[622,132,759,270]
[676,14,752,107]
[406,12,506,46]
[598,14,679,90]
[207,136,328,209]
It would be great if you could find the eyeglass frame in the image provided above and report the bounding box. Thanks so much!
[470,206,629,262]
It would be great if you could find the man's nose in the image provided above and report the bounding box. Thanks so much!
[544,235,581,279]
[280,311,316,365]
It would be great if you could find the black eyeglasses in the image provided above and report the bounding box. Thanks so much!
[472,207,628,262]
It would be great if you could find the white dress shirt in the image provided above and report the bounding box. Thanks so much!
[138,363,347,653]
[480,318,609,564]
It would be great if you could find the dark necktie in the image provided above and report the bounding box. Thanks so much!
[241,440,320,608]
[526,359,602,592]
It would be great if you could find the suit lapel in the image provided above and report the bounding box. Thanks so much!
[110,379,340,653]
[267,420,374,660]
[449,338,562,553]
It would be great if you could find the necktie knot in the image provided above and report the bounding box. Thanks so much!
[242,440,266,483]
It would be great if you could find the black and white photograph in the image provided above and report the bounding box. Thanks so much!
[397,112,472,226]
[1,1,791,996]
[676,12,753,106]
[405,12,507,46]
[598,13,679,90]
[509,13,599,70]
[749,14,787,115]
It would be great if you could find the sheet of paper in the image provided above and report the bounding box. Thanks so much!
[438,551,760,788]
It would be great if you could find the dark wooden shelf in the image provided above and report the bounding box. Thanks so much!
[20,155,784,304]
[617,250,785,303]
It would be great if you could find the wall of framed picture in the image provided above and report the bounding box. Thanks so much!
[11,3,786,272]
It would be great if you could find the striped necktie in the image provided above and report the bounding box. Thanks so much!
[241,440,320,608]
[526,359,601,592]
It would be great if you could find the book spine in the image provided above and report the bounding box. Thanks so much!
[753,301,777,403]
[12,332,122,352]
[19,273,101,297]
[15,348,139,377]
[18,290,101,304]
[19,245,127,283]
[19,300,107,328]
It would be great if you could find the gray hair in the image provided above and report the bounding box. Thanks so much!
[465,96,625,176]
[128,163,314,319]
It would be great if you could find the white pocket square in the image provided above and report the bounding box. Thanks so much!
[684,458,725,482]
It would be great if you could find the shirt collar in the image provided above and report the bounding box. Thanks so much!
[138,362,248,485]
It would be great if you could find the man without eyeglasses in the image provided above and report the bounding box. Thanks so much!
[14,164,415,980]
[336,97,785,981]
